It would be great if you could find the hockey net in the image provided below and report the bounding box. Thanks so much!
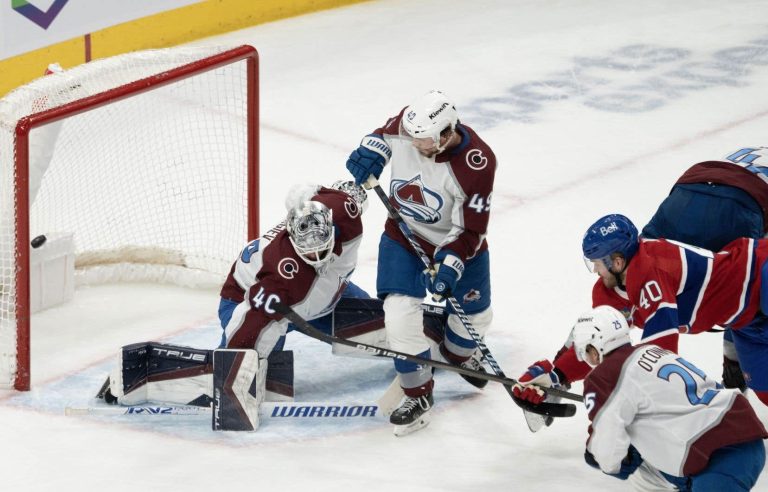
[0,45,259,390]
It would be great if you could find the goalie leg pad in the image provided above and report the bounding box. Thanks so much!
[331,297,447,358]
[212,349,265,431]
[265,350,294,401]
[109,342,213,406]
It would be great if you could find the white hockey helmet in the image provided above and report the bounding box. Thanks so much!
[286,200,335,271]
[330,179,368,214]
[571,305,631,367]
[401,90,459,146]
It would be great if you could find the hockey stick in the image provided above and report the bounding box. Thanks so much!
[364,176,572,427]
[274,302,580,416]
[66,401,384,419]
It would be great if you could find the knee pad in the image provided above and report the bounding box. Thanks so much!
[447,308,493,338]
[443,308,493,360]
[384,294,428,353]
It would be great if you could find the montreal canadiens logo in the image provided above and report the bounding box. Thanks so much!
[277,257,299,279]
[390,175,444,224]
[466,149,488,170]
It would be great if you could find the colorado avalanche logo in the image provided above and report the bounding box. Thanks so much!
[390,175,444,223]
[466,149,488,170]
[344,197,360,219]
[277,257,299,279]
[463,289,482,303]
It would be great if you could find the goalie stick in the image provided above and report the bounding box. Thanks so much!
[66,401,384,419]
[273,302,581,417]
[364,176,567,430]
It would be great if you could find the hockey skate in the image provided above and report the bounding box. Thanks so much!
[459,350,488,389]
[390,393,433,437]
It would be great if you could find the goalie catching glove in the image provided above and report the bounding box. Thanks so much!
[512,359,563,404]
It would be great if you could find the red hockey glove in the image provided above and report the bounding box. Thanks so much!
[512,359,562,404]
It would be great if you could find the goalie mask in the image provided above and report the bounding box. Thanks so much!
[330,179,368,214]
[400,90,459,153]
[571,305,631,367]
[286,200,335,271]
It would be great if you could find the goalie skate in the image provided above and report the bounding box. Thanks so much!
[390,393,433,437]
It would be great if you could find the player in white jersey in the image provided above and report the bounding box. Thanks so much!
[345,90,497,435]
[572,306,766,491]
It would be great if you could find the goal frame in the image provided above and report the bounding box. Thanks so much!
[11,45,260,390]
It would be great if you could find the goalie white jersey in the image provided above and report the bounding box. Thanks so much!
[584,344,767,477]
[220,187,363,354]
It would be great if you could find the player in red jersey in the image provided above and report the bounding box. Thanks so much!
[519,213,768,407]
[515,148,768,408]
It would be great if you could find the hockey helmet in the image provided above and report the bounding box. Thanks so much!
[571,305,631,367]
[582,214,639,271]
[286,200,335,271]
[401,90,459,147]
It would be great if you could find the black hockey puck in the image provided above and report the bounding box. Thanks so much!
[30,235,47,248]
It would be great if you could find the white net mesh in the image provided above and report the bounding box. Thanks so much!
[0,45,257,388]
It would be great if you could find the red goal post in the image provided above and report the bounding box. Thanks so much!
[0,45,259,390]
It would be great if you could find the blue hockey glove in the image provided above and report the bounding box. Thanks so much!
[512,359,562,404]
[428,249,464,301]
[346,134,391,186]
[584,446,643,480]
[616,446,643,479]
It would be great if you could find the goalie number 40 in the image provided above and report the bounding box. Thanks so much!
[252,286,281,314]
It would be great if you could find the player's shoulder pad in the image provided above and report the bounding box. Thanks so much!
[584,345,636,415]
[447,125,497,189]
[312,189,363,240]
[375,107,407,137]
[259,231,314,284]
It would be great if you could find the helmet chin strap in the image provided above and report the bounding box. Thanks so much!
[608,257,628,288]
[434,126,457,154]
[611,268,625,289]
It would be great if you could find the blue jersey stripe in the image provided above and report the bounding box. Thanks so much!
[726,238,758,326]
[642,305,679,340]
[676,246,711,327]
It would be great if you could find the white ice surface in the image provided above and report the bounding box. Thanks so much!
[3,1,768,490]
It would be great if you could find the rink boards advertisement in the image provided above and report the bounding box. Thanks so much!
[0,0,202,60]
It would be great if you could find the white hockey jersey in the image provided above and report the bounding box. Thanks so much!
[374,109,496,261]
[584,344,766,477]
[219,188,363,354]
